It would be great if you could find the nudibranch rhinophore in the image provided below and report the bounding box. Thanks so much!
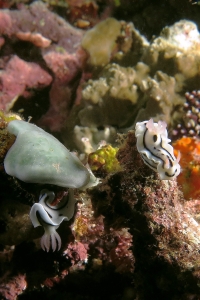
[135,119,180,180]
[30,189,76,252]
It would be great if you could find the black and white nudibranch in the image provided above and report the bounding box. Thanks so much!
[135,119,180,180]
[30,189,76,252]
[189,0,200,5]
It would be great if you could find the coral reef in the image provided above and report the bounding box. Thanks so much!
[63,19,200,151]
[2,118,200,298]
[2,0,200,299]
[2,3,200,147]
[64,61,150,150]
[0,1,87,130]
[89,131,200,298]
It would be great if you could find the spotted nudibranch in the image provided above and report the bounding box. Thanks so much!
[135,119,180,180]
[30,189,76,252]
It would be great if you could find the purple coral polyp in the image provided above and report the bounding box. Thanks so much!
[173,90,200,138]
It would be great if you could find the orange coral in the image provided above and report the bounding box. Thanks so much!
[173,137,200,199]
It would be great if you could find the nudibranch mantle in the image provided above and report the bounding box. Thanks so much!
[4,120,90,188]
[135,119,180,180]
[30,189,76,252]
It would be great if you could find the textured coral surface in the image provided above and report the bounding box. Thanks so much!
[2,0,200,299]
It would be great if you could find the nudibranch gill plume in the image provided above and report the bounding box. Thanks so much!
[135,119,180,180]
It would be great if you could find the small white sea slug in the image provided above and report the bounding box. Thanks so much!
[135,119,180,180]
[30,189,76,252]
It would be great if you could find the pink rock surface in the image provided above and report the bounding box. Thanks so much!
[0,274,27,300]
[0,1,87,131]
[63,241,88,265]
[39,47,87,131]
[0,2,83,47]
[0,55,52,111]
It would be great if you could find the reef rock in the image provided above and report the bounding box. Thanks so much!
[89,131,200,298]
[0,1,87,131]
[0,55,52,112]
[0,199,33,245]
